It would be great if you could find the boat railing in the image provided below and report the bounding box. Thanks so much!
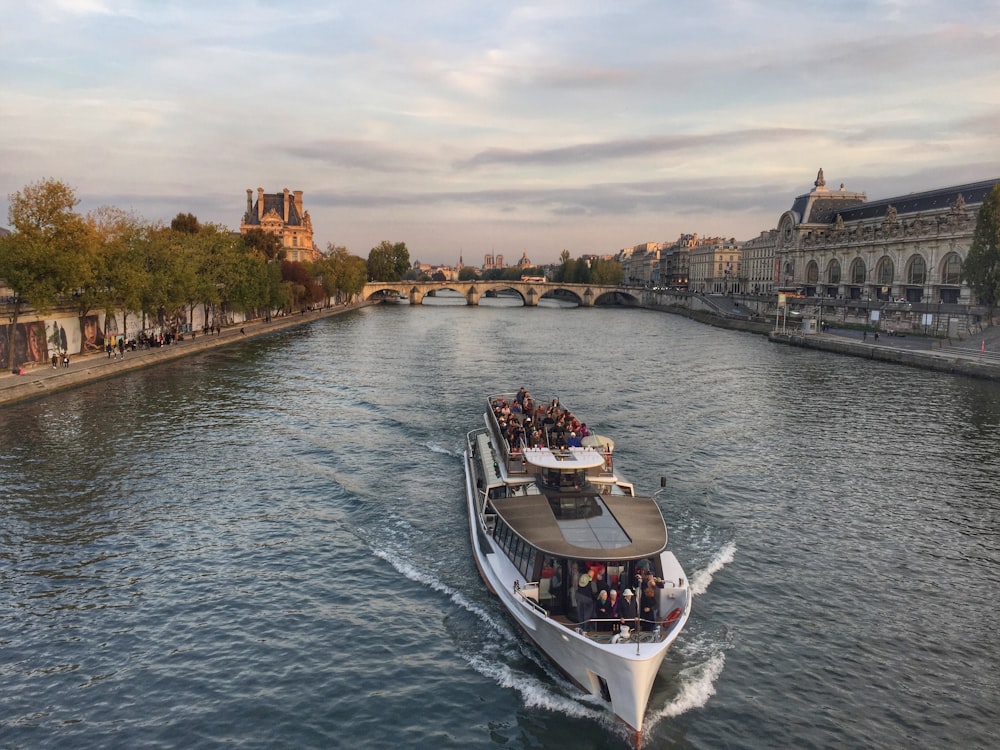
[514,583,674,644]
[513,581,549,617]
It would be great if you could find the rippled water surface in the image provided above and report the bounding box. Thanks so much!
[2,304,998,749]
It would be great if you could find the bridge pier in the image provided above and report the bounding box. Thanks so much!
[408,287,424,305]
[466,287,480,306]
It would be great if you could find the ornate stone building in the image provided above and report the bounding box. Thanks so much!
[688,239,742,294]
[774,169,999,304]
[240,188,320,263]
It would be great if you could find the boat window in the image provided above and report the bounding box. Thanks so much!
[548,494,632,549]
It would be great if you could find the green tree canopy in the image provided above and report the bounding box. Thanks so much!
[0,178,96,366]
[366,240,410,281]
[963,184,1000,312]
[242,227,285,261]
[170,212,200,234]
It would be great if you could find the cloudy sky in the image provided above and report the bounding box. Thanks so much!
[2,1,999,265]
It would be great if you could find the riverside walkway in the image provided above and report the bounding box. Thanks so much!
[769,323,1000,381]
[0,302,370,408]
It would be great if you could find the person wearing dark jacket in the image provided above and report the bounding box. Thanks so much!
[640,585,659,631]
[576,573,596,631]
[618,588,639,626]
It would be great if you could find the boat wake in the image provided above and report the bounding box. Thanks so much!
[367,541,518,642]
[689,540,736,596]
[424,441,462,458]
[465,653,608,724]
[365,525,623,732]
[648,651,726,724]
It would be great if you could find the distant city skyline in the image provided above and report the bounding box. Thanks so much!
[2,1,999,265]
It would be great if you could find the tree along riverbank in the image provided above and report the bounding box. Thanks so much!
[0,302,372,408]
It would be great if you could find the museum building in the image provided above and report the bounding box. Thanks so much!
[772,169,999,304]
[239,187,320,263]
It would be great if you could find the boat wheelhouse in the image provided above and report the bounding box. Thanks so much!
[464,391,691,737]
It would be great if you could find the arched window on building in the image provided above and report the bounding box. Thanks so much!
[806,260,819,283]
[876,256,894,286]
[941,252,962,285]
[850,258,866,285]
[827,259,841,285]
[906,255,927,285]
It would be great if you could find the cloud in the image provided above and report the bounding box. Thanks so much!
[281,139,435,173]
[458,128,817,169]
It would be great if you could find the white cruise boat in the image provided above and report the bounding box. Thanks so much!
[464,391,691,738]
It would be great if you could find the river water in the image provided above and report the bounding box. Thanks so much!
[1,300,998,749]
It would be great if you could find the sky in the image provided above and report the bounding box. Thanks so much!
[2,1,999,266]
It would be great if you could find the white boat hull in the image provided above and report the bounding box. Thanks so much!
[464,446,690,733]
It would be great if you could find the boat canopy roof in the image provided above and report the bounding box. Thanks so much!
[492,490,667,559]
[523,446,606,470]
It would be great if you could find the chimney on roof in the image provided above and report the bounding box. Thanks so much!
[293,190,303,218]
[257,188,264,220]
[283,188,290,222]
[246,189,252,218]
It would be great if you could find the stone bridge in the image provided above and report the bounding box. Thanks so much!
[361,280,637,306]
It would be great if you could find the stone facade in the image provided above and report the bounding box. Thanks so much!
[240,187,320,263]
[688,240,742,294]
[773,169,999,303]
[618,242,662,286]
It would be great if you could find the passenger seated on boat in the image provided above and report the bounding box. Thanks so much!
[566,431,582,447]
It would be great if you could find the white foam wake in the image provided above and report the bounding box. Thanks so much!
[425,442,462,458]
[368,544,516,641]
[654,652,726,721]
[689,540,736,596]
[465,654,607,723]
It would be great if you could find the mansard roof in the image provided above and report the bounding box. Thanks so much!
[244,192,305,226]
[793,194,867,224]
[835,178,999,223]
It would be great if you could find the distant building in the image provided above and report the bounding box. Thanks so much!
[482,253,505,270]
[771,169,999,303]
[240,188,320,263]
[657,234,728,290]
[618,242,661,286]
[689,240,741,294]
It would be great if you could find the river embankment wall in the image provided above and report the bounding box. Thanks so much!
[638,291,1000,382]
[0,302,373,408]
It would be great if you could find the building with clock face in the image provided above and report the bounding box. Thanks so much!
[769,168,998,304]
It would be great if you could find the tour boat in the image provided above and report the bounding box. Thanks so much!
[463,391,691,738]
